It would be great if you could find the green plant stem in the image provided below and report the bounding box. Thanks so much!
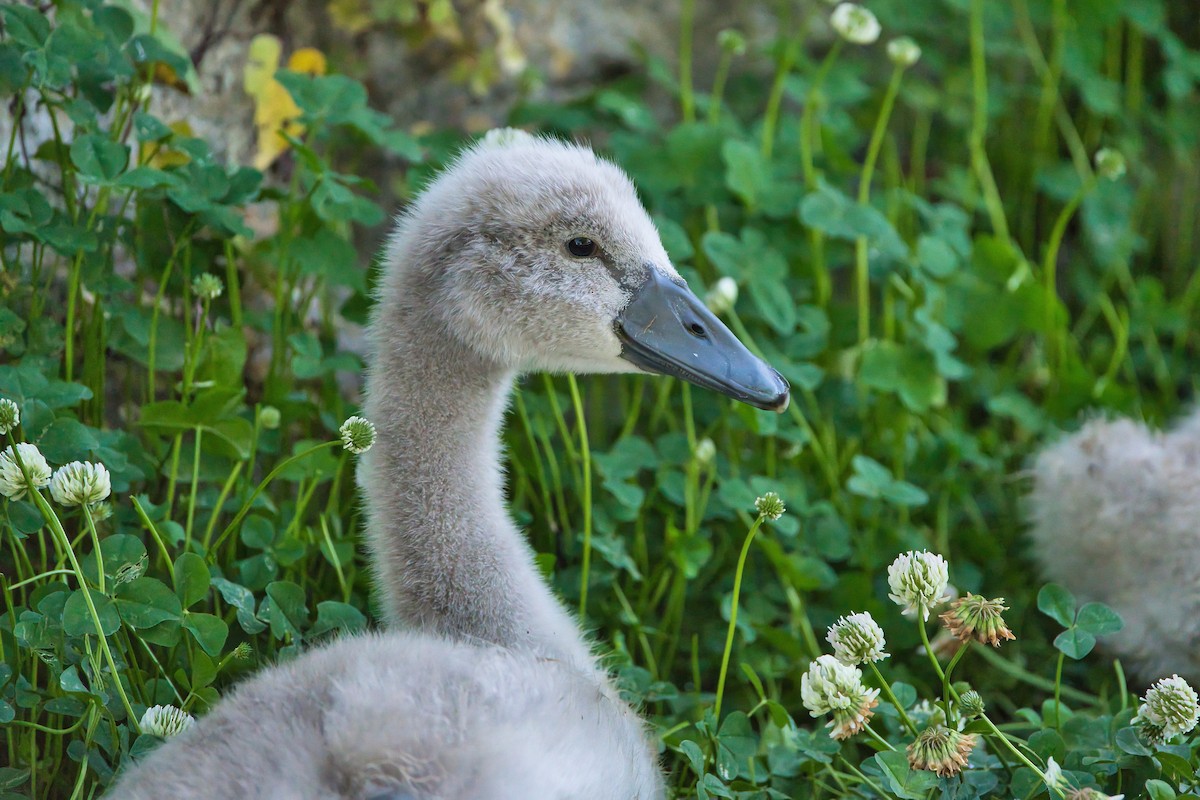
[81,505,105,594]
[854,64,906,344]
[867,661,919,736]
[210,440,340,556]
[184,427,203,549]
[201,461,245,551]
[970,644,1097,704]
[1053,651,1065,730]
[713,515,764,720]
[762,37,802,159]
[862,722,896,751]
[567,375,594,618]
[978,713,1065,798]
[132,495,176,583]
[678,0,696,123]
[968,0,1011,243]
[798,41,843,182]
[708,51,734,124]
[1042,178,1093,373]
[29,489,140,731]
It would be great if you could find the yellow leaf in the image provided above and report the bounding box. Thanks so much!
[253,79,303,171]
[327,0,373,35]
[141,120,195,168]
[287,48,327,76]
[243,34,282,98]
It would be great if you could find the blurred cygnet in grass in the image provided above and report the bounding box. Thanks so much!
[1027,409,1200,685]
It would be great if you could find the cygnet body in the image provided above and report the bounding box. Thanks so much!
[106,131,789,799]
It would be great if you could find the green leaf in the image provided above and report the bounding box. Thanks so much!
[265,580,309,640]
[308,601,367,637]
[81,534,146,586]
[916,234,959,278]
[35,417,99,463]
[133,112,173,141]
[872,751,940,800]
[858,340,945,412]
[173,553,210,608]
[182,612,228,657]
[1075,602,1124,636]
[799,182,907,260]
[114,577,182,629]
[62,588,120,637]
[1037,583,1077,628]
[69,134,129,183]
[722,140,769,209]
[1115,726,1153,756]
[1145,779,1177,800]
[211,577,266,634]
[1053,627,1097,659]
[1,5,51,48]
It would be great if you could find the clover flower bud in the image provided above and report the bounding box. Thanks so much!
[481,127,535,148]
[139,705,195,737]
[694,437,716,467]
[887,36,921,67]
[0,443,52,500]
[717,29,747,56]
[192,273,224,301]
[1134,674,1199,744]
[1043,757,1068,792]
[939,593,1015,647]
[958,690,985,718]
[754,491,785,521]
[705,277,739,315]
[907,724,977,777]
[887,550,950,620]
[1094,148,1126,181]
[800,654,880,740]
[830,3,881,45]
[0,398,19,435]
[340,415,376,454]
[259,405,282,430]
[827,611,889,665]
[49,461,112,507]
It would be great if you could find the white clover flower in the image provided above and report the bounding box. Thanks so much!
[830,3,881,45]
[800,654,880,740]
[191,273,224,301]
[1043,757,1067,792]
[49,461,111,507]
[705,277,739,315]
[0,398,19,435]
[694,437,716,467]
[139,704,195,737]
[754,491,785,521]
[1134,674,1199,743]
[1094,148,1126,181]
[340,415,376,455]
[887,36,921,67]
[0,443,52,500]
[887,550,950,620]
[827,611,889,665]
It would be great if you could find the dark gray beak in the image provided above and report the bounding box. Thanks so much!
[615,269,790,412]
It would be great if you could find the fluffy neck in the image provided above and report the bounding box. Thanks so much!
[361,283,593,669]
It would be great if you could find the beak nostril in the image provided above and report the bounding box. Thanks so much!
[687,322,707,338]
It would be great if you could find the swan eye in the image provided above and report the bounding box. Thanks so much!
[566,237,597,258]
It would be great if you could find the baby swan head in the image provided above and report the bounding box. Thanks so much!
[388,128,789,411]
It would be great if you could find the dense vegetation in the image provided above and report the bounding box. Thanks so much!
[2,0,1199,797]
